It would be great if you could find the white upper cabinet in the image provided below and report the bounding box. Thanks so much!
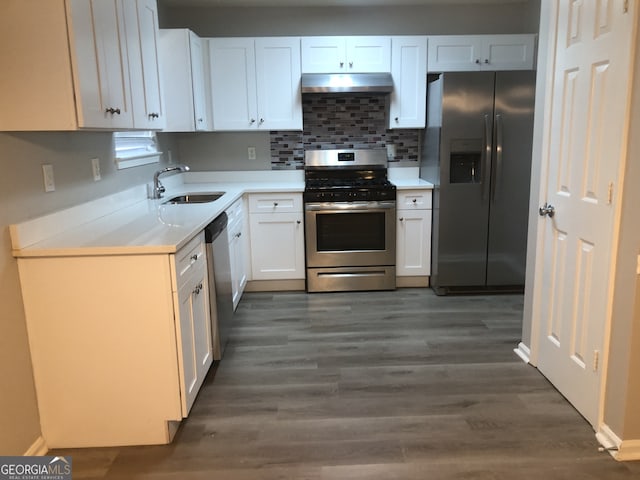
[0,0,165,131]
[123,0,165,130]
[159,29,211,132]
[68,0,133,129]
[301,36,391,73]
[428,34,536,72]
[389,36,427,129]
[209,37,302,131]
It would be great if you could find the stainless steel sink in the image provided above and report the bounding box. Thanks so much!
[163,192,225,204]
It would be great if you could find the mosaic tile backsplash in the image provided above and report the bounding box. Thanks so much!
[270,94,420,169]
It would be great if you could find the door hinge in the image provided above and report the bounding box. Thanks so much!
[624,0,629,14]
[607,182,614,205]
[593,350,600,372]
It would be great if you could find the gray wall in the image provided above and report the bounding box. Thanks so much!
[0,132,174,454]
[160,2,540,36]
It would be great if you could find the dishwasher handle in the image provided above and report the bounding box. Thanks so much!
[204,212,228,243]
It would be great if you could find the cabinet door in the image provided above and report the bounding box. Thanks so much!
[483,34,536,71]
[301,37,346,73]
[69,0,133,128]
[124,0,165,129]
[389,36,427,129]
[189,32,210,131]
[176,265,212,415]
[209,38,258,130]
[255,37,302,130]
[249,212,305,280]
[346,36,391,73]
[427,35,483,72]
[397,209,432,276]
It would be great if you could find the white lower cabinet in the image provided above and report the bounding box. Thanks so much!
[248,193,305,280]
[396,190,432,276]
[172,232,213,415]
[15,231,212,448]
[226,197,248,309]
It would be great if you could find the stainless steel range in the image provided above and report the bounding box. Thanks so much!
[304,149,397,292]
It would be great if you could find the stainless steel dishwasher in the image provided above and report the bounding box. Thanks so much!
[205,212,233,360]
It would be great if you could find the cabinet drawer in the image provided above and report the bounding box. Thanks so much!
[397,190,432,209]
[175,231,206,285]
[248,193,302,213]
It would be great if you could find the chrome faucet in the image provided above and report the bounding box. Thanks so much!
[151,165,190,199]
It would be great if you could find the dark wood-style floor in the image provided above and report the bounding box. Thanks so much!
[53,289,640,479]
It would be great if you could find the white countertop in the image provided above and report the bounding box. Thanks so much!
[11,169,432,258]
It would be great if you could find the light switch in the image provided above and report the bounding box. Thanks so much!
[91,158,101,181]
[42,164,55,192]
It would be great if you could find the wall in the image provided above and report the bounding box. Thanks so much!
[160,2,541,37]
[0,132,174,454]
[161,1,540,171]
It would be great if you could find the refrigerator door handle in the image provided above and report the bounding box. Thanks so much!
[492,114,504,202]
[482,114,492,201]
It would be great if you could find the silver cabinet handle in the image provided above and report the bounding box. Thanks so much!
[340,61,344,68]
[412,198,417,203]
[484,59,489,64]
[475,59,480,64]
[250,118,256,124]
[482,114,492,202]
[259,118,264,125]
[236,232,241,238]
[395,117,399,123]
[191,254,198,261]
[492,114,503,202]
[539,203,555,218]
[399,217,404,222]
[349,61,353,68]
[105,107,121,115]
[296,220,301,225]
[273,202,279,207]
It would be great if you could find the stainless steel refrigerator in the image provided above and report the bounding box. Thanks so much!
[420,71,536,295]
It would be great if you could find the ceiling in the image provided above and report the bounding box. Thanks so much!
[159,0,526,7]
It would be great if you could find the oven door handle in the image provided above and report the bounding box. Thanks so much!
[305,201,396,211]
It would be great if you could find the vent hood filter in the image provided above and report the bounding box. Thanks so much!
[301,73,394,94]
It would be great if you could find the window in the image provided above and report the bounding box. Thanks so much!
[113,131,162,169]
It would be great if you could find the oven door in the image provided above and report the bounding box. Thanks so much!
[305,200,396,268]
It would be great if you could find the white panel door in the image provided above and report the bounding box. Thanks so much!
[249,212,305,280]
[189,32,210,131]
[255,37,302,130]
[397,209,431,276]
[69,0,133,128]
[301,37,346,73]
[535,0,636,426]
[346,36,391,73]
[389,36,427,129]
[209,38,257,130]
[124,0,165,129]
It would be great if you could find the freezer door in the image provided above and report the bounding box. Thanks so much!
[486,71,536,286]
[435,72,496,288]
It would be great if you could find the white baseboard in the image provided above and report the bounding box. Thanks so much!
[596,424,640,461]
[513,342,531,363]
[24,436,48,456]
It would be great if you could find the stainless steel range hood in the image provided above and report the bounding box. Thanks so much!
[301,73,394,94]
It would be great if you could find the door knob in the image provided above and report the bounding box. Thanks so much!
[539,203,555,218]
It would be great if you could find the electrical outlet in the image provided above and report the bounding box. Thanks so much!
[42,164,55,192]
[248,147,256,160]
[91,158,101,181]
[386,144,396,159]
